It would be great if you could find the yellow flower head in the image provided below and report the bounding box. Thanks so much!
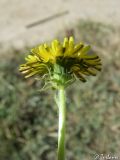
[19,37,102,88]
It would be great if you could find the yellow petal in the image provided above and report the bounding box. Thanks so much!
[38,45,51,62]
[69,36,74,49]
[51,40,62,56]
[25,70,41,78]
[86,68,97,76]
[63,37,69,49]
[73,43,84,54]
[78,45,91,57]
[64,37,74,56]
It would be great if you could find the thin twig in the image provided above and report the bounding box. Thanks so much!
[26,11,69,28]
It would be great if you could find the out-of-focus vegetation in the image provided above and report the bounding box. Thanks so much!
[0,20,120,160]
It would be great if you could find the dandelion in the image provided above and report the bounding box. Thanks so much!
[19,37,102,160]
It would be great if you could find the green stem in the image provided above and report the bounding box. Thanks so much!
[57,87,66,160]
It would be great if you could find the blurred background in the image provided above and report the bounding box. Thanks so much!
[0,0,120,160]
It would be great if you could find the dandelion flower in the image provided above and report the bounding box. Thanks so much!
[19,37,101,88]
[19,36,102,160]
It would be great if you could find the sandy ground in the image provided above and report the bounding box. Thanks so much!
[0,0,120,53]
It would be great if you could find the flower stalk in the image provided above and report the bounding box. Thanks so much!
[57,87,66,160]
[19,36,102,160]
